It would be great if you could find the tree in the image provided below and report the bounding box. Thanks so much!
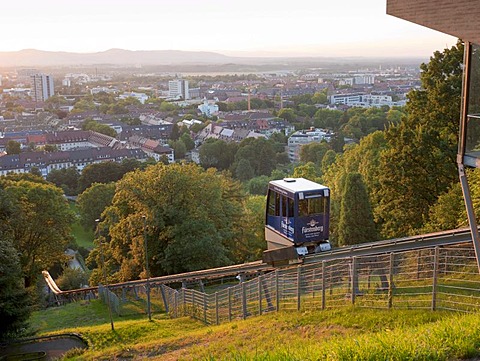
[313,109,344,130]
[170,123,181,141]
[0,178,74,286]
[232,138,276,179]
[235,158,255,182]
[82,119,116,138]
[199,139,238,171]
[321,149,337,172]
[170,139,187,160]
[46,167,80,196]
[337,173,377,246]
[376,42,463,238]
[322,131,387,243]
[29,167,42,177]
[299,142,331,165]
[55,268,89,291]
[247,176,269,195]
[0,238,31,341]
[43,144,58,153]
[277,108,296,122]
[231,195,266,262]
[76,183,116,231]
[180,133,195,151]
[6,140,21,155]
[87,163,246,283]
[293,162,320,182]
[0,190,30,341]
[78,162,124,193]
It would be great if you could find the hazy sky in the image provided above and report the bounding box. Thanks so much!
[1,0,456,57]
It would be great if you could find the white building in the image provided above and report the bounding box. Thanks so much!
[90,86,118,95]
[30,74,54,102]
[329,93,364,105]
[119,92,148,104]
[287,128,331,162]
[354,75,375,85]
[339,78,354,86]
[197,98,219,117]
[168,79,189,100]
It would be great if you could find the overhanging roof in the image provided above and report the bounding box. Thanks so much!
[387,0,480,43]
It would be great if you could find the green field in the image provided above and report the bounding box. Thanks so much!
[29,300,480,360]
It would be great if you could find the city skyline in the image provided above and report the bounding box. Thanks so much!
[1,0,456,58]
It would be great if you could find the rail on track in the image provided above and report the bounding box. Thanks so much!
[42,227,477,314]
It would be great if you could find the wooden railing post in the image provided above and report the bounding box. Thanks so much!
[321,261,326,310]
[351,257,357,305]
[258,276,263,315]
[432,246,440,311]
[215,292,219,325]
[275,270,280,312]
[228,288,232,321]
[388,253,394,309]
[296,266,302,311]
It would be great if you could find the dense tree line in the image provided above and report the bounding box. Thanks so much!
[86,163,265,284]
[0,174,74,340]
[317,41,464,244]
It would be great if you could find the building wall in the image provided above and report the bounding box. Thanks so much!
[168,79,190,99]
[387,0,480,43]
[30,74,54,102]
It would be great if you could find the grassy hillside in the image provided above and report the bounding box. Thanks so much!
[69,202,94,250]
[29,300,480,360]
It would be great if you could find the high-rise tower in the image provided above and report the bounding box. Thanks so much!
[168,79,189,100]
[30,74,54,102]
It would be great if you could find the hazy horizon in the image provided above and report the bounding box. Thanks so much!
[1,0,456,58]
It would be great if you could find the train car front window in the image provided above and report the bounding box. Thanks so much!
[299,196,326,216]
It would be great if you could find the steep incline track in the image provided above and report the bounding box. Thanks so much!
[44,227,474,297]
[305,228,473,263]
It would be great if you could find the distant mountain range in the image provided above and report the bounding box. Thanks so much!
[0,48,426,68]
[0,49,235,67]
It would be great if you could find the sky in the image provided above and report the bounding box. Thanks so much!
[0,0,457,58]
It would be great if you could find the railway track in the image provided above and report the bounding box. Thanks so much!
[44,260,274,297]
[44,227,474,298]
[304,227,474,263]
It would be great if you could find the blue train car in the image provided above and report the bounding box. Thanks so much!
[264,178,331,260]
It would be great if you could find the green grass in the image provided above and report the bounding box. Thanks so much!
[69,202,94,249]
[29,300,480,360]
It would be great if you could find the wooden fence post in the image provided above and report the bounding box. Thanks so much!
[432,246,440,311]
[228,288,232,321]
[258,276,263,315]
[242,281,247,320]
[388,253,394,309]
[203,292,207,323]
[275,270,280,312]
[322,261,326,310]
[297,266,302,311]
[351,257,357,305]
[215,292,219,325]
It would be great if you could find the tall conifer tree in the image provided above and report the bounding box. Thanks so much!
[337,172,377,246]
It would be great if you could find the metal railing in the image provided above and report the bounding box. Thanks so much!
[161,242,480,325]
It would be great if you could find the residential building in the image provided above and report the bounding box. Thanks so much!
[119,92,149,104]
[0,148,148,177]
[168,79,189,100]
[30,74,54,102]
[329,93,364,105]
[127,135,174,163]
[287,128,332,162]
[198,98,219,117]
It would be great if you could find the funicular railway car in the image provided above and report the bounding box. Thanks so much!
[263,177,331,264]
